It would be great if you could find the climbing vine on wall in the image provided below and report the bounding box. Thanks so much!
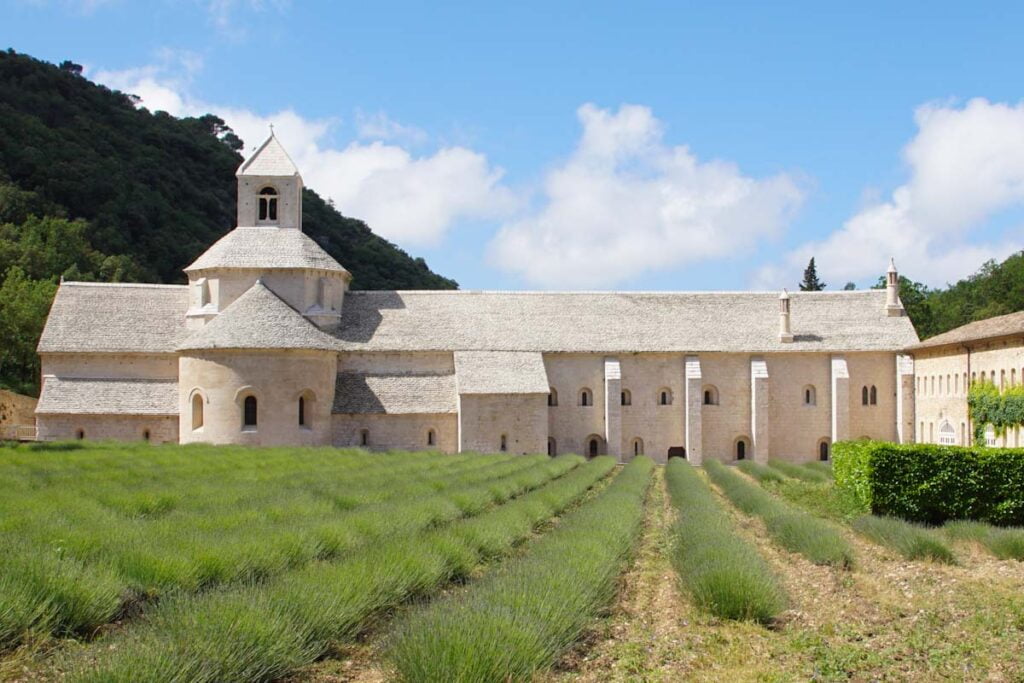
[967,381,1024,446]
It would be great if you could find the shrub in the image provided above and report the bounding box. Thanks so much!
[69,458,615,682]
[767,460,831,483]
[736,460,785,483]
[944,520,1024,560]
[833,440,1024,526]
[388,457,653,682]
[705,460,854,568]
[666,460,785,622]
[852,515,955,563]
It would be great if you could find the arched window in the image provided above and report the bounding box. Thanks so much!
[659,388,674,406]
[75,429,84,440]
[589,438,599,457]
[360,429,369,447]
[242,395,258,429]
[500,434,508,452]
[548,388,558,407]
[702,386,718,406]
[631,437,644,456]
[580,388,593,407]
[143,429,151,442]
[862,386,869,406]
[938,420,956,445]
[736,439,747,461]
[869,385,878,405]
[819,439,830,461]
[298,396,306,427]
[803,385,816,406]
[191,393,204,431]
[621,389,631,406]
[547,437,557,456]
[427,429,436,447]
[258,186,278,222]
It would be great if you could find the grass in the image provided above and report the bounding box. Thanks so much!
[388,456,654,682]
[852,515,956,563]
[944,520,1024,560]
[766,459,832,483]
[736,460,786,483]
[704,460,855,568]
[665,459,786,622]
[66,457,618,682]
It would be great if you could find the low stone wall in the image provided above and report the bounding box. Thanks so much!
[0,389,37,439]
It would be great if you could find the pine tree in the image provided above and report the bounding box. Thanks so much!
[800,257,826,291]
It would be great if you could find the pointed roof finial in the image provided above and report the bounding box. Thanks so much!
[268,122,275,135]
[780,288,790,299]
[888,256,897,273]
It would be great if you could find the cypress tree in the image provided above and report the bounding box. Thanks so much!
[800,257,826,291]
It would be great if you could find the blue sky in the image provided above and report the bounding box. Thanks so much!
[6,1,1024,291]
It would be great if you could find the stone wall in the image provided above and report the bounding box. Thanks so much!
[40,353,178,379]
[337,351,454,374]
[544,354,607,457]
[36,414,178,443]
[0,389,37,436]
[617,353,686,464]
[332,413,457,452]
[178,349,336,446]
[915,337,1024,447]
[459,393,547,455]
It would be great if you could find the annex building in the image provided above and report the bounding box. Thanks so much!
[35,134,921,463]
[912,311,1024,448]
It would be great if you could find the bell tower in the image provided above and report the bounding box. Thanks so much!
[236,128,303,230]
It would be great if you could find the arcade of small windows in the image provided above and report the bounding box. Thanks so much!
[258,186,278,222]
[861,385,878,406]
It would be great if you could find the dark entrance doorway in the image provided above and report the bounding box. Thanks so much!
[667,446,686,459]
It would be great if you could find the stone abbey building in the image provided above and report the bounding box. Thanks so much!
[36,134,921,463]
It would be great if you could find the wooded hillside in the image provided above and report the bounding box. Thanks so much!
[0,49,456,395]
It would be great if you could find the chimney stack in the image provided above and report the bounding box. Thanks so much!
[779,289,794,343]
[886,257,904,317]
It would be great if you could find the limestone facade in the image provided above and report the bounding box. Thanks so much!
[912,312,1024,447]
[35,133,922,461]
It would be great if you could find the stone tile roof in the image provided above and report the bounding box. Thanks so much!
[454,351,549,394]
[38,282,189,354]
[332,372,456,414]
[911,310,1024,350]
[236,133,299,176]
[179,282,337,352]
[185,227,351,276]
[332,290,919,353]
[36,377,178,415]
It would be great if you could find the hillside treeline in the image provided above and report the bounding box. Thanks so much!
[0,49,456,395]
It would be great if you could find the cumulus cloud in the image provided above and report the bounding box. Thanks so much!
[754,98,1024,289]
[92,57,515,246]
[487,103,805,288]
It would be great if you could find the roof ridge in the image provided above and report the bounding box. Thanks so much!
[60,281,188,290]
[345,289,882,296]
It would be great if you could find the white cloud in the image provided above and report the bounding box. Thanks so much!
[487,103,805,288]
[755,98,1024,290]
[92,58,515,246]
[354,110,428,145]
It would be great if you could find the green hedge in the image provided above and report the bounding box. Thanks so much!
[833,440,1024,526]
